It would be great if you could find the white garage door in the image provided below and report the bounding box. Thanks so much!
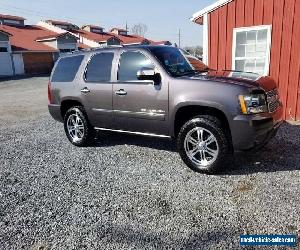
[13,53,24,75]
[0,42,13,76]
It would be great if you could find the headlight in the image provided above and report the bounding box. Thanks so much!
[239,94,268,114]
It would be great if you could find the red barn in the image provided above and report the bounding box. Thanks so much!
[191,0,300,121]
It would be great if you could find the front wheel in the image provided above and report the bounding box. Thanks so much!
[177,115,232,174]
[64,106,95,147]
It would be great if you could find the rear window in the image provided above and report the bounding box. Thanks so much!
[51,55,84,82]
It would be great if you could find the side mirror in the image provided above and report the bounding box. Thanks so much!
[137,67,160,84]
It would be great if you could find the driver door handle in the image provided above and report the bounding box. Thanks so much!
[115,89,127,96]
[81,87,90,93]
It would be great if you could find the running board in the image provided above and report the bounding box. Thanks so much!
[94,127,171,138]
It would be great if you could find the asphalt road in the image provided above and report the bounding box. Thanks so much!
[0,77,299,249]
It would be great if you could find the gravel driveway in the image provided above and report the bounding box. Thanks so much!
[0,77,299,249]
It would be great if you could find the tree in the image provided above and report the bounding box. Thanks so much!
[131,23,148,37]
[184,46,203,58]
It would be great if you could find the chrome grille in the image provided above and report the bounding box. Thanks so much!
[267,89,280,113]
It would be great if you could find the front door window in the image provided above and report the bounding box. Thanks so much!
[118,51,154,82]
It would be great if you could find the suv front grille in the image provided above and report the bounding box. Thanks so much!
[267,89,280,113]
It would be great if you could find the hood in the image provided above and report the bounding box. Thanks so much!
[186,70,277,92]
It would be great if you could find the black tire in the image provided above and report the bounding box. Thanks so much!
[63,106,95,147]
[177,115,232,174]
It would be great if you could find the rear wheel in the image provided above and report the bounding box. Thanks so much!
[177,115,232,174]
[64,106,95,147]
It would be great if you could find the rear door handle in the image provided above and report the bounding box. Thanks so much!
[81,87,90,93]
[115,89,127,96]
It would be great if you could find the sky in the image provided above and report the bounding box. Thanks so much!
[0,0,216,47]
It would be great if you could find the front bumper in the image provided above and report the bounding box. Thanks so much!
[230,104,283,150]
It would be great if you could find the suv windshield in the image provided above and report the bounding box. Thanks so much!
[149,46,207,77]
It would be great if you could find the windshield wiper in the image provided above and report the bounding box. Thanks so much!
[177,69,209,77]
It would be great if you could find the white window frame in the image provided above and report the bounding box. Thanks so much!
[57,25,68,30]
[0,41,11,53]
[119,31,128,36]
[57,42,77,50]
[91,28,103,34]
[232,25,272,76]
[4,19,21,25]
[202,13,209,65]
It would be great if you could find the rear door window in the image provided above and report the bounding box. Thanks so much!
[51,55,84,82]
[85,53,114,82]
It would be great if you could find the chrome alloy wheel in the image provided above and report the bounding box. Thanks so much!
[184,127,219,168]
[66,113,85,142]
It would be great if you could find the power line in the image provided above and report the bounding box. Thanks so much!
[0,1,198,46]
[178,28,181,48]
[0,2,93,24]
[0,2,182,37]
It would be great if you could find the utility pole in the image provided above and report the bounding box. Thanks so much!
[178,28,181,48]
[125,21,128,32]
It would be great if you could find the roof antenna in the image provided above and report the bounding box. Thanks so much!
[125,21,128,32]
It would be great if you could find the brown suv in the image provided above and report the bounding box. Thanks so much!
[48,45,283,173]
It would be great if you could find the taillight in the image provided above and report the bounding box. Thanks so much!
[48,81,52,104]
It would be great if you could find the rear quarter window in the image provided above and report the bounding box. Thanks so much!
[51,55,84,82]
